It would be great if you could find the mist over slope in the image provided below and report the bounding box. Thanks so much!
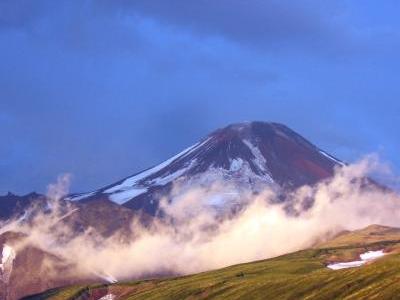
[31,224,400,300]
[2,157,399,281]
[1,122,399,299]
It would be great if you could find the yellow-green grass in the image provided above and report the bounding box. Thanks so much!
[25,225,400,300]
[318,224,400,248]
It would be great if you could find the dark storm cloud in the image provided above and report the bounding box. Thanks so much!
[0,0,399,194]
[106,0,345,50]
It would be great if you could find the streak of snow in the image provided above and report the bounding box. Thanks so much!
[319,150,345,166]
[109,188,148,204]
[94,271,118,283]
[105,138,211,194]
[327,250,385,270]
[242,139,273,182]
[149,169,186,186]
[149,158,198,186]
[99,294,115,300]
[17,210,29,223]
[243,140,267,171]
[67,191,96,201]
[54,208,79,224]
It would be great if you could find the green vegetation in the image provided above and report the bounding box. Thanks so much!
[318,224,400,248]
[26,225,400,300]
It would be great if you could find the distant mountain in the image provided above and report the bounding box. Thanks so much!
[0,192,46,221]
[67,121,344,214]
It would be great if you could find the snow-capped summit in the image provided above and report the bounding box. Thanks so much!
[68,122,344,214]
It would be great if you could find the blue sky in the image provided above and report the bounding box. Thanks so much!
[1,0,399,194]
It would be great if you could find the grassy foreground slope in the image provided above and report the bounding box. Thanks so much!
[26,225,400,300]
[318,224,400,248]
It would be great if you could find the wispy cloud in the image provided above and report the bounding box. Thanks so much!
[2,156,400,281]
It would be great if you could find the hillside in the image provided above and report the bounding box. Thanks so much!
[318,224,400,248]
[25,225,400,300]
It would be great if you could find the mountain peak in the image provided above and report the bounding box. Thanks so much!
[211,121,282,137]
[68,121,344,214]
[209,121,312,148]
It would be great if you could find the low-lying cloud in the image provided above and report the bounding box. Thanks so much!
[1,155,400,282]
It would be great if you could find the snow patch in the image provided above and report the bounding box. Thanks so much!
[327,250,385,270]
[0,244,16,283]
[230,158,244,172]
[0,245,14,271]
[360,250,385,260]
[327,260,365,270]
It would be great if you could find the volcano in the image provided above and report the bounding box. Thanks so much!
[67,122,344,214]
[0,121,349,300]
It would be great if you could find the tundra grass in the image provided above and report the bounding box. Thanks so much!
[27,240,400,300]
